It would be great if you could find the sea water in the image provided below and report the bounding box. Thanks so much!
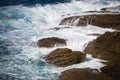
[0,0,119,80]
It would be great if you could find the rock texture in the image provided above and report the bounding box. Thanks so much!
[60,14,120,30]
[44,48,86,67]
[84,31,120,80]
[37,37,66,48]
[60,68,112,80]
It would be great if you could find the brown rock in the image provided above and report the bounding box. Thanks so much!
[101,8,107,11]
[44,48,86,67]
[59,14,120,30]
[37,37,66,48]
[87,33,102,37]
[84,31,120,80]
[60,68,112,80]
[101,6,120,12]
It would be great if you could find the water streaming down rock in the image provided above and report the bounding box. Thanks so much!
[0,0,120,80]
[59,14,120,30]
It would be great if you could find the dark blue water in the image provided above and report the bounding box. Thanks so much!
[0,0,71,7]
[0,0,120,7]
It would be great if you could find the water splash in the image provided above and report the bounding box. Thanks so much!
[0,0,119,80]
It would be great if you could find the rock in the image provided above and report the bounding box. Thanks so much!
[87,33,102,37]
[47,27,70,31]
[59,14,120,30]
[60,68,112,80]
[84,31,120,58]
[90,14,120,30]
[101,6,120,12]
[101,8,107,11]
[114,25,120,30]
[44,48,86,67]
[60,16,88,26]
[84,31,120,80]
[37,37,66,48]
[101,61,120,80]
[85,10,110,13]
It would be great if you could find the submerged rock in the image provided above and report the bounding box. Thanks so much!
[60,14,120,30]
[44,48,86,67]
[37,37,66,48]
[87,33,102,37]
[60,68,112,80]
[47,27,71,31]
[84,31,120,80]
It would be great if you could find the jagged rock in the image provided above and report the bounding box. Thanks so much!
[84,31,120,80]
[60,14,120,30]
[37,37,66,48]
[44,48,86,67]
[60,68,112,80]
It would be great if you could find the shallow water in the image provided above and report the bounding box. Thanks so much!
[0,0,119,80]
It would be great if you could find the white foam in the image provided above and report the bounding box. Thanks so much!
[0,0,119,79]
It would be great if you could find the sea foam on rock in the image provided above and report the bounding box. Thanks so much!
[44,48,86,67]
[37,37,66,48]
[84,31,120,80]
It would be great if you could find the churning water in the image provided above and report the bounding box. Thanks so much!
[0,0,119,80]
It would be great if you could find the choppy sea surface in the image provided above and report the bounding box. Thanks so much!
[0,0,119,80]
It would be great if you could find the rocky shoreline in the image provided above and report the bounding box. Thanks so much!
[60,14,120,30]
[37,6,120,80]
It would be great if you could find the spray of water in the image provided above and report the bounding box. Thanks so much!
[0,0,119,80]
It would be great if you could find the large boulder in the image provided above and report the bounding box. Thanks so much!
[60,68,112,80]
[37,37,66,48]
[84,31,120,80]
[59,14,120,30]
[44,48,86,67]
[84,31,120,59]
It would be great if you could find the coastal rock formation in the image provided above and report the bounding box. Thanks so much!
[60,68,112,80]
[37,37,66,48]
[44,48,86,67]
[84,31,120,80]
[60,14,120,30]
[101,6,120,12]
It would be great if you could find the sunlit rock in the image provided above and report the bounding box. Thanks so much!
[60,68,112,80]
[37,37,66,48]
[60,14,120,30]
[84,31,120,80]
[44,48,86,67]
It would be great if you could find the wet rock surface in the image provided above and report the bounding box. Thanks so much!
[60,68,112,80]
[84,31,120,80]
[37,37,66,48]
[44,48,86,67]
[47,27,71,31]
[87,33,102,37]
[60,14,120,30]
